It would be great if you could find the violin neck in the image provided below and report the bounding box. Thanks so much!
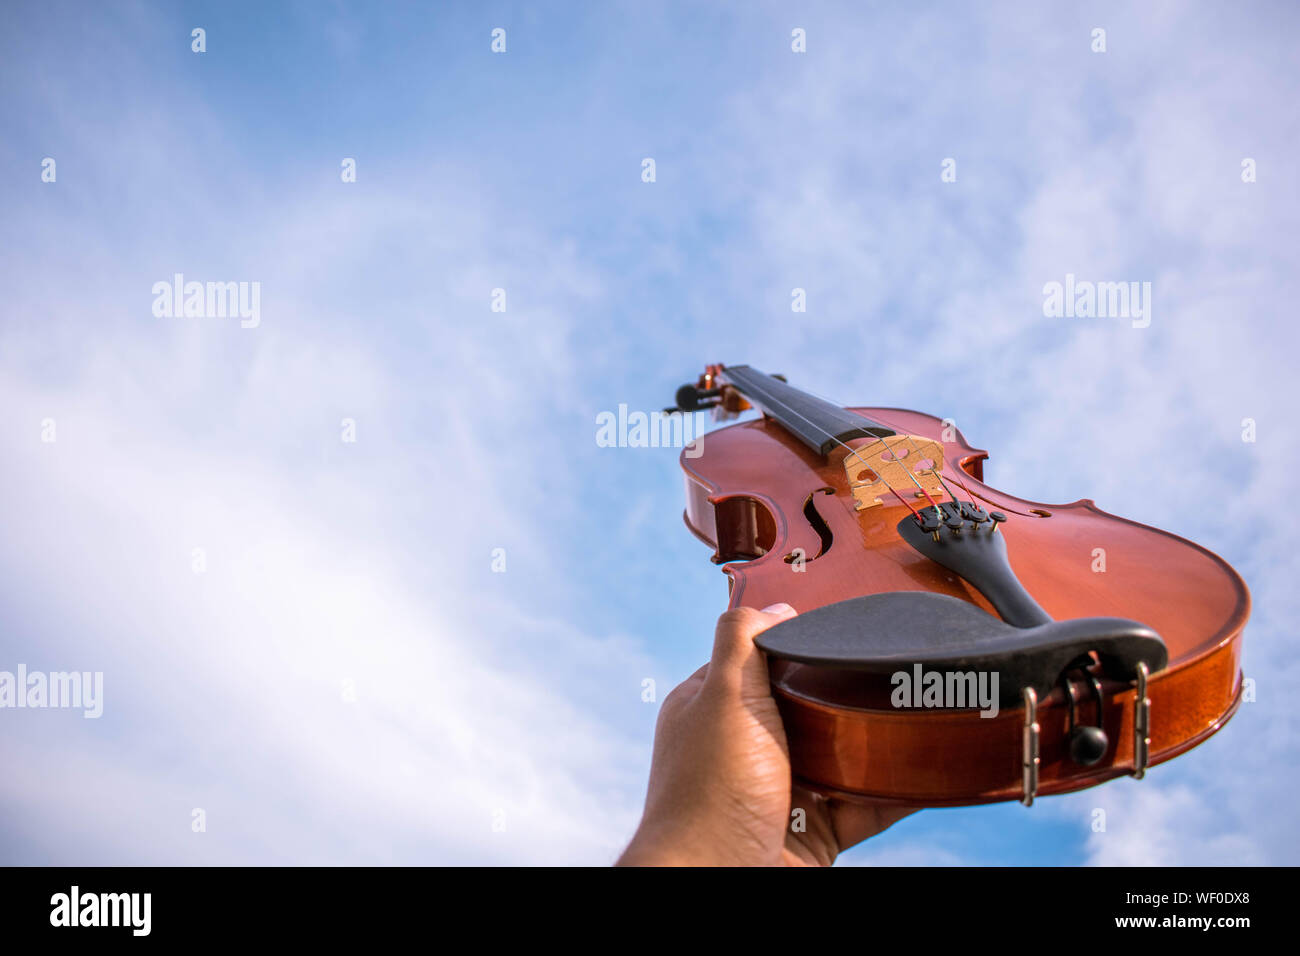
[721,365,894,456]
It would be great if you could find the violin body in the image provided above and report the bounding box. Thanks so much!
[678,394,1249,807]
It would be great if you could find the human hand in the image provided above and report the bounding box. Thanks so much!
[617,604,915,866]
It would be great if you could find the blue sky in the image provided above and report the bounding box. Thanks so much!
[1,0,1296,864]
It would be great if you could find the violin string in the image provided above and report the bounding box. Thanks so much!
[896,414,985,510]
[765,378,941,504]
[727,371,955,514]
[788,379,959,515]
[933,471,964,504]
[940,461,982,510]
[722,370,917,506]
[911,473,943,511]
[723,369,984,519]
[890,487,921,518]
[790,378,991,517]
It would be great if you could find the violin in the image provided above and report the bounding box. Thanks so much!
[666,364,1249,806]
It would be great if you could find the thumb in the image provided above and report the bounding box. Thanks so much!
[706,603,797,696]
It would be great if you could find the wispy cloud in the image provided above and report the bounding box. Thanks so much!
[2,0,1296,865]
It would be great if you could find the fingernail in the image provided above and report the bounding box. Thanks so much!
[760,602,795,615]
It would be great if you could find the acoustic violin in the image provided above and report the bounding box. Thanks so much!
[665,364,1249,806]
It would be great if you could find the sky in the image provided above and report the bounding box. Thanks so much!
[0,0,1296,865]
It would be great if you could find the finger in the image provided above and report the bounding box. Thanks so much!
[706,603,796,695]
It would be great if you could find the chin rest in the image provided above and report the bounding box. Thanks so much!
[754,591,1167,706]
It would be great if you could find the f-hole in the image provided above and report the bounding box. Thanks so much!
[785,487,835,563]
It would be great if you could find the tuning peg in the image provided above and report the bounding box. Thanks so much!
[670,384,722,413]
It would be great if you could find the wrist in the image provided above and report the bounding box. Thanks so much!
[617,810,769,866]
[616,824,698,866]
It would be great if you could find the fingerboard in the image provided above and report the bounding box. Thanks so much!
[721,365,894,456]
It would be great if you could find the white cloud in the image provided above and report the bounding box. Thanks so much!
[3,0,1296,867]
[0,312,653,862]
[1077,784,1266,867]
